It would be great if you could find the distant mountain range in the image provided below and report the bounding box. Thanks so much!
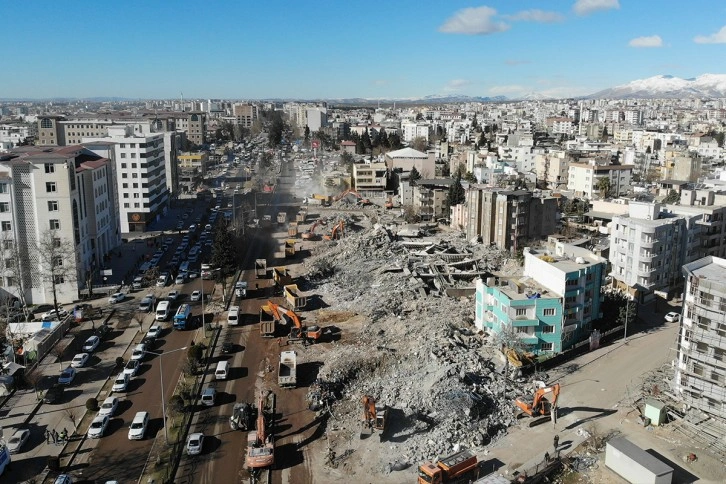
[587,74,726,99]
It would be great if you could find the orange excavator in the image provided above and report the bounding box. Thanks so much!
[277,305,322,343]
[334,189,371,205]
[360,395,388,439]
[301,219,322,240]
[323,220,344,241]
[246,389,275,471]
[515,382,561,427]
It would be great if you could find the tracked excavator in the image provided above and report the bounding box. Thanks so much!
[246,390,275,471]
[515,382,561,427]
[323,220,344,241]
[360,395,388,440]
[301,219,322,240]
[277,305,322,343]
[334,188,371,205]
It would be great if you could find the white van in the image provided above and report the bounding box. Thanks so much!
[156,300,170,321]
[227,306,240,326]
[128,411,149,440]
[215,360,229,380]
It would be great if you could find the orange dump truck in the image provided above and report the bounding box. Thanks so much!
[418,449,479,484]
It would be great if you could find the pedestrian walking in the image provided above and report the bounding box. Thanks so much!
[277,337,282,347]
[45,429,51,444]
[62,428,68,443]
[51,429,58,444]
[553,434,560,451]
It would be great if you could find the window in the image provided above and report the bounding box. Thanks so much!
[515,308,527,316]
[2,240,13,250]
[0,184,6,194]
[0,202,8,213]
[44,163,55,173]
[54,256,63,267]
[121,163,127,168]
[48,201,59,211]
[46,182,57,192]
[122,183,128,189]
[52,237,61,248]
[542,325,555,333]
[49,219,60,230]
[40,118,53,128]
[541,342,554,351]
[543,308,556,316]
[53,275,65,284]
[1,221,11,231]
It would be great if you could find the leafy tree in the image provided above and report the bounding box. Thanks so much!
[268,112,285,147]
[210,224,236,274]
[415,113,424,121]
[463,171,477,183]
[663,189,680,204]
[356,138,365,155]
[601,127,609,142]
[340,151,354,164]
[388,132,402,150]
[471,114,478,129]
[478,132,487,147]
[361,129,372,152]
[304,126,310,143]
[715,132,725,148]
[596,177,611,198]
[446,172,466,207]
[379,128,389,149]
[409,166,421,185]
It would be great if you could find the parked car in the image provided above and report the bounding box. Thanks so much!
[186,432,205,455]
[70,353,90,368]
[167,290,180,301]
[58,367,77,385]
[665,311,681,322]
[131,343,147,361]
[108,292,126,304]
[146,325,162,340]
[82,335,100,352]
[138,295,156,312]
[112,372,130,392]
[200,386,217,406]
[44,384,65,403]
[190,290,201,302]
[7,428,31,454]
[87,414,110,438]
[123,359,140,377]
[41,308,68,321]
[98,396,119,417]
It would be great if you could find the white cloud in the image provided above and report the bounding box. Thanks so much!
[573,0,620,16]
[439,6,510,35]
[694,25,726,44]
[443,79,472,93]
[629,35,663,48]
[504,9,565,23]
[488,85,526,95]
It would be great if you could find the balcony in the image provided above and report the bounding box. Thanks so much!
[510,316,539,327]
[696,218,716,227]
[515,333,539,345]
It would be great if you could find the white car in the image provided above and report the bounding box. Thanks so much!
[112,372,129,392]
[7,428,30,454]
[108,292,126,304]
[41,308,68,321]
[82,335,100,352]
[123,359,140,377]
[186,432,205,455]
[146,325,163,340]
[175,274,186,284]
[70,353,90,368]
[131,343,147,361]
[98,396,119,417]
[87,414,110,438]
[58,367,77,385]
[665,311,681,322]
[190,290,201,302]
[167,290,180,301]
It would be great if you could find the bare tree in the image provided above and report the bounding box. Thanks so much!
[36,230,77,320]
[51,339,69,370]
[24,369,44,400]
[0,232,30,320]
[63,404,80,429]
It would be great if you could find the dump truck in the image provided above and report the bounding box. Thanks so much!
[284,284,307,310]
[296,210,307,223]
[261,215,272,228]
[284,239,296,258]
[277,211,287,225]
[273,267,293,287]
[278,350,297,388]
[418,449,479,484]
[260,305,276,337]
[311,193,332,206]
[288,221,298,237]
[255,259,267,278]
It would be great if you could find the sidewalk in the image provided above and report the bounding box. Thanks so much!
[0,310,141,483]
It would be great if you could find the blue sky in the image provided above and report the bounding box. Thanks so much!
[3,0,726,100]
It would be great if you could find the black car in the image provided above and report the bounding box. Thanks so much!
[141,336,158,349]
[221,342,234,354]
[44,384,65,404]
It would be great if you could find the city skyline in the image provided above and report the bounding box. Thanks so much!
[4,0,726,100]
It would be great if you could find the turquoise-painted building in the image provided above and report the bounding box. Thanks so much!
[475,242,606,354]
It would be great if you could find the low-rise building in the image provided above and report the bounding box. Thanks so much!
[353,162,387,192]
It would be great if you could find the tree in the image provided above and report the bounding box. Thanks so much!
[596,177,611,198]
[715,132,725,148]
[268,112,285,147]
[409,166,421,185]
[361,129,372,152]
[379,128,389,149]
[36,230,76,321]
[601,127,609,142]
[412,136,427,152]
[463,171,477,183]
[446,172,466,207]
[388,132,402,150]
[51,338,69,370]
[210,224,236,275]
[663,189,680,204]
[304,126,310,143]
[340,151,354,165]
[0,233,30,320]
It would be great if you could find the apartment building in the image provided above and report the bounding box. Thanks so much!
[412,179,453,221]
[475,242,606,354]
[675,256,726,422]
[305,107,328,132]
[37,115,66,146]
[384,147,434,177]
[401,121,430,143]
[232,103,259,128]
[567,159,633,199]
[84,126,169,232]
[0,146,119,304]
[353,162,387,192]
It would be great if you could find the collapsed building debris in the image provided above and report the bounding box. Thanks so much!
[299,215,536,471]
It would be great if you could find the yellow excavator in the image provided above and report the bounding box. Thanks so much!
[360,395,388,440]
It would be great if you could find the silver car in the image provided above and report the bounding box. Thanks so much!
[87,414,110,438]
[7,428,30,454]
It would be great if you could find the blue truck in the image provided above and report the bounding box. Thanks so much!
[173,303,192,330]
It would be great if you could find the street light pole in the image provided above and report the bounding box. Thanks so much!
[144,346,187,444]
[624,296,632,343]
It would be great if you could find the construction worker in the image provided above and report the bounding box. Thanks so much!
[553,434,559,451]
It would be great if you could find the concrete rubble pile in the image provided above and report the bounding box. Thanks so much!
[302,218,532,469]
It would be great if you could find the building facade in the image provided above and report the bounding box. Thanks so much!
[353,162,387,192]
[675,256,726,421]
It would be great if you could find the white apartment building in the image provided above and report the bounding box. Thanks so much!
[305,107,328,132]
[567,160,633,199]
[353,162,387,192]
[84,126,169,232]
[401,121,430,143]
[0,146,120,305]
[675,256,726,423]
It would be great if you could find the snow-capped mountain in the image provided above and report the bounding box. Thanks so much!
[588,74,726,99]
